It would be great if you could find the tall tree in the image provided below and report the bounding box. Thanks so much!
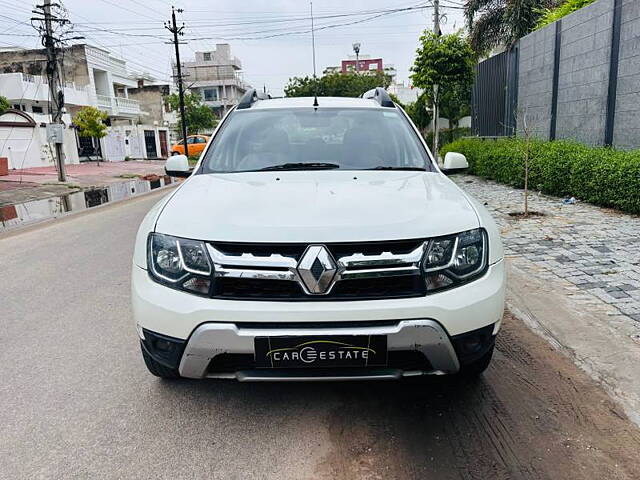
[411,31,475,151]
[439,82,471,130]
[403,94,432,133]
[73,106,108,165]
[166,92,216,135]
[465,0,557,55]
[285,71,391,98]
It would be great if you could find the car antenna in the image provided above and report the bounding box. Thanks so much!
[310,1,319,108]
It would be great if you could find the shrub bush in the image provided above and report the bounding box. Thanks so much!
[441,138,640,215]
[426,127,471,154]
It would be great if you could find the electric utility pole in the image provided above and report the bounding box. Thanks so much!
[165,7,189,157]
[432,0,441,160]
[33,0,68,182]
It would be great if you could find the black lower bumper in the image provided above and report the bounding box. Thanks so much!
[451,324,496,366]
[140,329,186,370]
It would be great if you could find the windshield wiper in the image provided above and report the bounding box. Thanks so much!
[258,162,340,171]
[369,166,427,171]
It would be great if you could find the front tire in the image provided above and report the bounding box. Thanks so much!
[458,345,494,377]
[141,344,181,379]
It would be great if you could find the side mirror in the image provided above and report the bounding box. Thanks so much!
[442,152,469,174]
[165,154,191,178]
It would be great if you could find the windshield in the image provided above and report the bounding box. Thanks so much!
[199,108,435,173]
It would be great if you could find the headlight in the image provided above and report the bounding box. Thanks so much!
[422,228,488,292]
[148,233,213,295]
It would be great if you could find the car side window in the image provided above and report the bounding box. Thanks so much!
[196,137,207,144]
[187,137,196,144]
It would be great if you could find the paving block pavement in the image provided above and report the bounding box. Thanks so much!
[454,174,640,324]
[454,174,640,424]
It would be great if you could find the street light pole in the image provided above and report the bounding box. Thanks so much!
[352,42,361,73]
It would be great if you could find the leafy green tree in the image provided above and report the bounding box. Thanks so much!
[536,0,594,30]
[411,31,475,152]
[166,92,216,135]
[0,95,10,114]
[403,94,432,133]
[412,32,475,96]
[388,93,404,108]
[464,0,557,55]
[438,82,471,130]
[284,71,391,98]
[73,106,108,165]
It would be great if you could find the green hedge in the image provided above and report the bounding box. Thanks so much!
[426,127,471,153]
[441,138,640,215]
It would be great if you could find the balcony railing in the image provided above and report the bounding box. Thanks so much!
[115,96,139,112]
[95,94,140,116]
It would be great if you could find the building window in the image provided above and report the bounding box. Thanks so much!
[32,105,44,114]
[203,88,218,101]
[203,52,211,61]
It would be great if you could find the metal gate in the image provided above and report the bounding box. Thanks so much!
[159,130,168,158]
[471,44,519,137]
[144,130,157,158]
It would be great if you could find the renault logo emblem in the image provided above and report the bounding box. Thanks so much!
[297,245,337,294]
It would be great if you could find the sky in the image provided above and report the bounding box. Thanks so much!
[0,0,466,96]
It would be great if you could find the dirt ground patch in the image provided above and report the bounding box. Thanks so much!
[319,312,640,479]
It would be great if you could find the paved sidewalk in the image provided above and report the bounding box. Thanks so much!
[455,174,640,424]
[454,174,640,325]
[0,161,166,206]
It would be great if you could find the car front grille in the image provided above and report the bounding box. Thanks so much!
[207,240,428,301]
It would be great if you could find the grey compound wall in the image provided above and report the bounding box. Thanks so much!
[512,0,640,149]
[555,0,614,145]
[517,26,556,139]
[614,0,640,149]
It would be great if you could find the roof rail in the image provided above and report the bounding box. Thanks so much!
[361,87,395,108]
[237,88,271,109]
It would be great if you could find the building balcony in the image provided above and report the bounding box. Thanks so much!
[95,94,141,117]
[0,73,91,106]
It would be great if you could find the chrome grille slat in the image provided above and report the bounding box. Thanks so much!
[214,267,297,281]
[337,244,426,269]
[340,265,421,279]
[207,245,297,269]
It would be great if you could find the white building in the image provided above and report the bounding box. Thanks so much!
[388,81,422,106]
[0,44,170,169]
[178,44,250,119]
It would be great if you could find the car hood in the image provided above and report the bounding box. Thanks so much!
[155,171,479,242]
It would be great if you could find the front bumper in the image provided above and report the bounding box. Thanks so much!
[133,259,504,381]
[178,319,460,379]
[131,259,505,340]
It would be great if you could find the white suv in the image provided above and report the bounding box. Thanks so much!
[131,88,505,381]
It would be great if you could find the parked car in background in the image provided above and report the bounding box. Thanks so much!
[171,135,210,156]
[133,88,505,382]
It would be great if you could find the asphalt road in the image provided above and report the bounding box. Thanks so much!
[2,190,640,480]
